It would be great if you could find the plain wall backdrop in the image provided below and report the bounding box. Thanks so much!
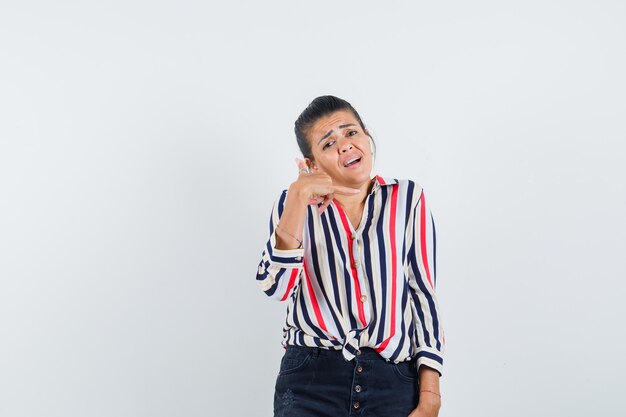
[1,1,625,416]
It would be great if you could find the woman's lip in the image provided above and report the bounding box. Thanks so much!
[343,154,362,166]
[344,159,362,169]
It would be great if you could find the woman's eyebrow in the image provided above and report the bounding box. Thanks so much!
[317,124,357,145]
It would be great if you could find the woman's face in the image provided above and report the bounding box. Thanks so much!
[304,110,373,187]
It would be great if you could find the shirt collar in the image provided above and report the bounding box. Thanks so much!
[371,174,398,193]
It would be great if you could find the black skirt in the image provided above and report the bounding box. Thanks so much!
[274,345,420,417]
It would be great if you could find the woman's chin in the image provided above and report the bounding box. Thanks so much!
[344,170,372,185]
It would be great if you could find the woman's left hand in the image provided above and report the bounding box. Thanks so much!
[407,395,441,417]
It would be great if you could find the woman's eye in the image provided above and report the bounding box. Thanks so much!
[323,140,335,150]
[348,130,357,136]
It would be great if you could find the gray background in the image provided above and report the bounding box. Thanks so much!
[1,1,625,416]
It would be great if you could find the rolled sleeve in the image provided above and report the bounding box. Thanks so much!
[256,190,304,301]
[407,187,445,377]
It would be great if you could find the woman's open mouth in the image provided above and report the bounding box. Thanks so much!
[344,157,362,169]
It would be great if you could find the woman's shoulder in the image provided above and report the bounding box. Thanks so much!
[376,175,425,196]
[266,188,290,215]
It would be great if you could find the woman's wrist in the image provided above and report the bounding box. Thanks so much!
[275,224,303,249]
[420,390,441,399]
[288,182,311,207]
[418,391,442,410]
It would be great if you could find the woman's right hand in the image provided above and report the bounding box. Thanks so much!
[291,158,361,214]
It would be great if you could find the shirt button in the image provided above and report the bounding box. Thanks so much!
[350,235,356,240]
[357,365,363,373]
[295,257,302,261]
[353,402,360,409]
[353,260,361,268]
[360,295,367,303]
[355,385,362,393]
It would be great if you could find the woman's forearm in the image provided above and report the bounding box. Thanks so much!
[274,183,309,250]
[418,366,442,408]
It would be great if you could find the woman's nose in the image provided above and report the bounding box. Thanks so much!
[339,140,353,152]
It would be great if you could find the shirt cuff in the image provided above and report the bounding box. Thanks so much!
[415,348,443,377]
[272,246,305,259]
[268,228,305,264]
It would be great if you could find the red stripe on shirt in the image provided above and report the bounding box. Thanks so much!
[281,268,300,301]
[333,198,368,327]
[419,192,434,289]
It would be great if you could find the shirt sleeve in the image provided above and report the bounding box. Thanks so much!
[406,186,445,377]
[255,189,305,301]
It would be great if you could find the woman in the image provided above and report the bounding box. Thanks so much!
[255,95,445,417]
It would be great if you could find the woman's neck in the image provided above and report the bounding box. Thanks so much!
[333,177,375,211]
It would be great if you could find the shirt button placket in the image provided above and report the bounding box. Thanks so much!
[350,233,367,303]
[350,233,369,324]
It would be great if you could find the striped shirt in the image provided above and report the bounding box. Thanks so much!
[255,174,445,375]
